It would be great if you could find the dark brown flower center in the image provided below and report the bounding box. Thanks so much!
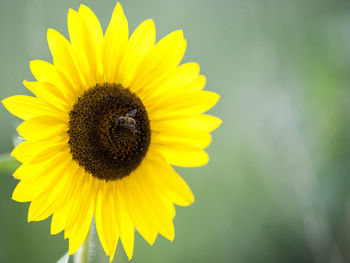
[68,83,151,181]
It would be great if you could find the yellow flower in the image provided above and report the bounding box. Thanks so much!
[2,3,221,261]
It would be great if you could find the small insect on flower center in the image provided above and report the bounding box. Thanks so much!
[68,83,151,181]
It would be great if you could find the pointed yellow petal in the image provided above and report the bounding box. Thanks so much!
[140,176,176,219]
[130,30,186,94]
[78,5,103,44]
[64,171,92,232]
[114,183,134,260]
[142,62,200,101]
[157,145,209,167]
[47,28,85,94]
[51,209,66,235]
[143,149,194,206]
[149,91,220,120]
[67,203,93,255]
[119,176,158,245]
[150,114,221,166]
[13,146,71,181]
[28,142,69,164]
[94,181,119,258]
[119,19,156,87]
[165,62,200,87]
[67,9,99,87]
[134,173,175,236]
[17,115,68,140]
[186,75,206,92]
[51,164,82,215]
[28,196,55,222]
[2,95,59,120]
[11,141,35,163]
[27,164,73,222]
[29,60,75,101]
[50,165,83,235]
[103,2,129,83]
[12,162,40,180]
[23,80,71,113]
[106,183,119,262]
[94,181,109,255]
[11,135,69,163]
[129,172,175,241]
[67,173,95,255]
[152,133,212,150]
[12,150,72,202]
[78,4,104,83]
[59,169,87,238]
[151,114,222,135]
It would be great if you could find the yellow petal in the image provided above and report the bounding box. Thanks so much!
[11,141,34,163]
[27,165,73,222]
[67,202,93,255]
[50,165,84,235]
[166,62,200,87]
[12,150,72,202]
[13,145,72,180]
[62,170,89,240]
[29,60,75,101]
[129,172,175,241]
[67,173,95,255]
[94,181,109,254]
[51,209,66,235]
[103,2,129,83]
[94,181,119,259]
[23,80,71,113]
[149,91,220,120]
[143,148,194,206]
[78,4,104,83]
[29,142,69,164]
[119,176,158,245]
[152,128,212,164]
[52,164,82,214]
[157,145,209,167]
[47,28,86,94]
[17,115,68,140]
[28,196,55,222]
[67,9,99,87]
[145,74,207,101]
[64,171,92,232]
[114,183,134,260]
[135,169,176,227]
[186,75,207,92]
[130,30,186,94]
[151,114,222,141]
[152,132,212,150]
[119,19,156,87]
[12,163,36,180]
[106,183,119,262]
[141,176,176,219]
[11,135,69,163]
[2,95,60,120]
[142,62,200,101]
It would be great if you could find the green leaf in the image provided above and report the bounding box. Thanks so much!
[0,153,20,174]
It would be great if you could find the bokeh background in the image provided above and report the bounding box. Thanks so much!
[1,0,350,262]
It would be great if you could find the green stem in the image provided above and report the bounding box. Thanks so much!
[79,225,92,263]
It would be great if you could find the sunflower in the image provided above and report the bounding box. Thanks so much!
[2,2,221,261]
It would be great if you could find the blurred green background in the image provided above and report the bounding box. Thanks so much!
[1,0,350,262]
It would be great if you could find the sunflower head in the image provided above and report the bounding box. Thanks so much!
[2,2,221,261]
